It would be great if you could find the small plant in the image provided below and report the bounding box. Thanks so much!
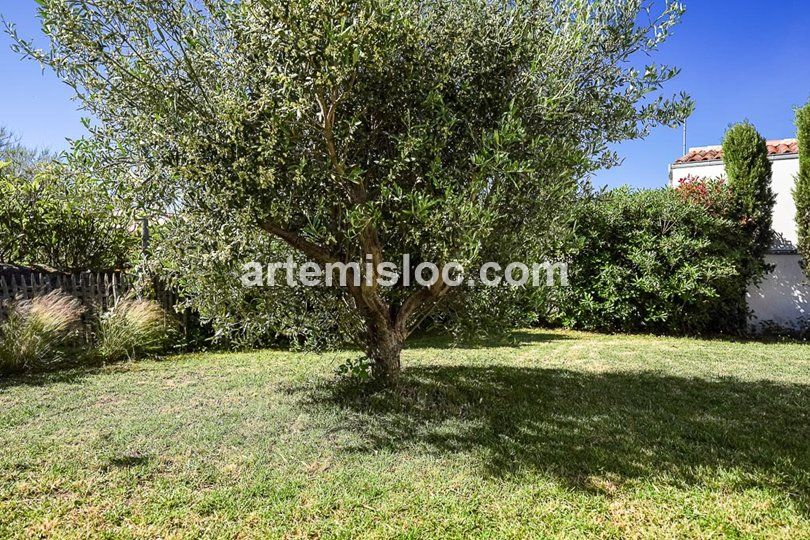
[0,290,84,374]
[335,355,375,383]
[94,298,171,362]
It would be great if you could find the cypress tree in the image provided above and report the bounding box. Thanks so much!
[722,122,775,285]
[794,102,810,268]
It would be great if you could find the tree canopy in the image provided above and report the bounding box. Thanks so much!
[12,0,692,382]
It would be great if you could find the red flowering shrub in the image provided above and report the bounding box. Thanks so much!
[674,175,733,217]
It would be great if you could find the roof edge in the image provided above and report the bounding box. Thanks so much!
[674,139,798,165]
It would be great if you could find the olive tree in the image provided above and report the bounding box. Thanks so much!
[10,0,691,383]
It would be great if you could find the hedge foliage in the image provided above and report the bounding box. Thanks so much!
[552,122,776,336]
[0,132,137,271]
[551,187,749,334]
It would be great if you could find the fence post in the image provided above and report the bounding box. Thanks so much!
[18,274,28,300]
[111,272,119,303]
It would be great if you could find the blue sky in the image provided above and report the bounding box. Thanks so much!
[1,0,808,189]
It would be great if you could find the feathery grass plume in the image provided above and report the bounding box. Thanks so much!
[95,298,171,362]
[0,290,84,374]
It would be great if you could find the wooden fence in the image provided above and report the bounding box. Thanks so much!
[0,266,181,319]
[0,269,129,311]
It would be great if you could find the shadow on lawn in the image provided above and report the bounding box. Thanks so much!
[408,330,573,350]
[0,358,144,390]
[304,365,810,510]
[0,366,98,390]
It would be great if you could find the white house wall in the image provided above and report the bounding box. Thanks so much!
[669,161,727,186]
[748,254,809,332]
[771,157,800,246]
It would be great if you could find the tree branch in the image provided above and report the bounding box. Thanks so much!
[396,280,450,335]
[259,221,339,265]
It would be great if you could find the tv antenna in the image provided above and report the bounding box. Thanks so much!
[682,120,687,156]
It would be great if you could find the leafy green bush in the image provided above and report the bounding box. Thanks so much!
[551,187,749,334]
[0,133,137,271]
[0,291,84,374]
[794,101,810,268]
[94,298,172,362]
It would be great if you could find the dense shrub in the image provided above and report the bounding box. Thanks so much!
[795,101,810,268]
[0,291,84,374]
[94,298,172,362]
[551,187,749,334]
[0,133,137,271]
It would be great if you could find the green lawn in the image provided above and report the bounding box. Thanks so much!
[1,330,809,538]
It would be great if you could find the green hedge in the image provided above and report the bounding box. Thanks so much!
[551,187,749,334]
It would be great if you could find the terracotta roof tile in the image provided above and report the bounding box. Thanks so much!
[674,139,798,164]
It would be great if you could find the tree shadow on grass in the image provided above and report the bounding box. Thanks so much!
[0,366,98,391]
[408,330,573,350]
[303,365,810,511]
[0,358,145,391]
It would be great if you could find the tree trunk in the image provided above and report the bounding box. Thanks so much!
[367,326,404,385]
